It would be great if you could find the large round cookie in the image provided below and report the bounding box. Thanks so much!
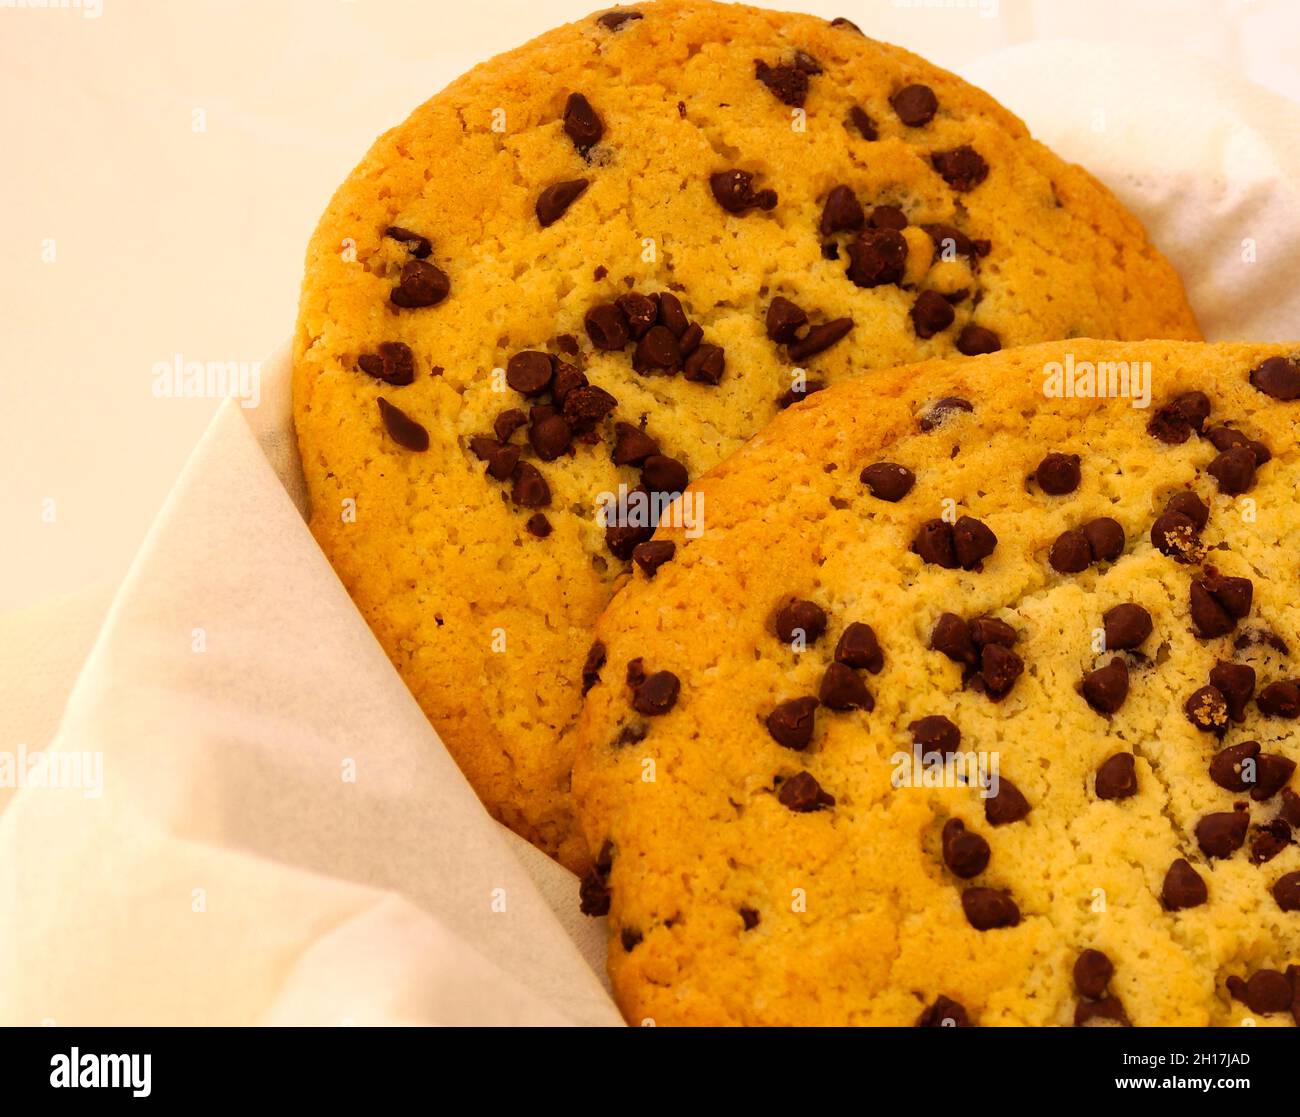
[293,0,1199,869]
[573,341,1300,1026]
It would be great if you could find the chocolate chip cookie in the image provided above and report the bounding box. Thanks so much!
[573,341,1299,1025]
[293,1,1199,869]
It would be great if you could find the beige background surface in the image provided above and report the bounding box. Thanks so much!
[2,0,1298,750]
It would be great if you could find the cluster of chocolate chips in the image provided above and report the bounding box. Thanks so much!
[1073,949,1130,1026]
[930,613,1023,701]
[762,600,883,812]
[585,288,725,385]
[385,225,451,310]
[1076,604,1153,719]
[534,88,612,227]
[912,715,1030,929]
[765,295,854,397]
[1148,389,1272,496]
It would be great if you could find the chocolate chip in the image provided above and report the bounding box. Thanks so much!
[615,292,658,340]
[469,436,521,481]
[766,697,819,750]
[1211,742,1263,793]
[1161,858,1207,910]
[1280,789,1300,826]
[585,303,630,350]
[913,519,957,568]
[961,888,1020,930]
[1252,753,1296,801]
[1074,997,1130,1027]
[787,318,853,362]
[605,521,653,561]
[1166,490,1210,529]
[835,622,883,672]
[910,715,960,757]
[578,847,613,916]
[612,421,659,465]
[596,9,642,30]
[1258,678,1300,718]
[683,343,726,385]
[656,292,689,337]
[1251,820,1291,865]
[525,513,552,537]
[932,613,978,666]
[766,296,808,344]
[1034,452,1080,495]
[633,325,682,375]
[632,670,680,716]
[931,146,989,192]
[984,777,1031,825]
[1149,511,1202,563]
[952,516,997,569]
[678,322,704,356]
[1185,685,1228,733]
[891,83,937,126]
[376,397,429,451]
[1233,970,1293,1015]
[924,223,986,261]
[980,644,1023,699]
[529,414,572,461]
[777,770,834,812]
[916,995,970,1027]
[625,659,645,688]
[1249,355,1300,400]
[1049,529,1092,574]
[1147,391,1210,444]
[820,184,864,236]
[970,617,1017,649]
[740,906,760,930]
[941,818,990,879]
[1103,604,1152,651]
[550,362,587,403]
[870,205,909,231]
[618,927,642,952]
[1074,949,1114,999]
[390,258,450,309]
[494,408,527,442]
[710,169,777,215]
[755,60,811,107]
[1095,752,1138,801]
[1195,809,1249,858]
[830,16,864,33]
[955,324,1001,356]
[1207,446,1258,495]
[1209,661,1255,721]
[1082,518,1124,562]
[777,378,825,410]
[819,662,873,711]
[911,290,956,339]
[860,461,915,501]
[562,384,618,435]
[582,641,606,694]
[919,396,973,432]
[632,539,675,577]
[510,461,551,508]
[384,225,432,258]
[563,92,604,153]
[357,341,416,386]
[775,599,827,645]
[1082,657,1129,715]
[641,454,688,496]
[1190,572,1252,637]
[1274,871,1300,911]
[536,179,589,227]
[846,228,907,287]
[848,105,878,140]
[506,350,554,396]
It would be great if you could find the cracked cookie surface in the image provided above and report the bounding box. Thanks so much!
[573,340,1299,1025]
[293,0,1198,869]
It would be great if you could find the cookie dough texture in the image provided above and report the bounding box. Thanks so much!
[573,340,1300,1026]
[293,0,1199,869]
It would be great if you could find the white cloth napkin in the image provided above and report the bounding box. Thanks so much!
[3,41,1298,1026]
